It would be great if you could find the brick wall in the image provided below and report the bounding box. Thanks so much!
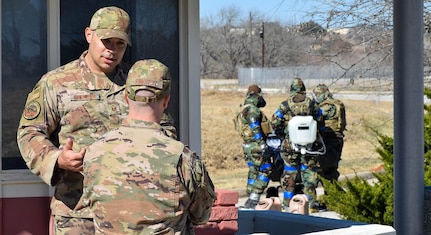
[194,189,239,235]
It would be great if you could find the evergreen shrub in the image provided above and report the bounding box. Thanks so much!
[320,87,431,225]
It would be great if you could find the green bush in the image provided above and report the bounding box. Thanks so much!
[320,87,431,226]
[320,133,394,225]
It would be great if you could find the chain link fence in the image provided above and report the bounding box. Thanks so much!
[238,66,394,91]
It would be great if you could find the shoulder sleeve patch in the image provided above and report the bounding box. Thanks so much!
[20,84,45,124]
[23,101,41,120]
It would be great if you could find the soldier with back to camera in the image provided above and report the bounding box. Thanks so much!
[271,77,324,212]
[80,59,216,234]
[312,84,346,182]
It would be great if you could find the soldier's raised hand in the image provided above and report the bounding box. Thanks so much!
[57,138,86,172]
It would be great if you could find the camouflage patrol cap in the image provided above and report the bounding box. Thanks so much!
[89,6,131,45]
[247,84,262,95]
[290,77,306,95]
[126,59,171,102]
[312,84,330,103]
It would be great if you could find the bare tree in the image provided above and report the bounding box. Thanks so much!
[200,6,250,78]
[200,1,427,82]
[200,18,221,78]
[309,0,431,80]
[200,6,319,78]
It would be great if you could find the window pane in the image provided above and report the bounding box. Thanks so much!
[1,0,180,170]
[133,0,180,133]
[59,1,133,65]
[60,0,179,132]
[1,0,47,170]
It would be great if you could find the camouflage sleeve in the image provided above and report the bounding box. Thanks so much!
[337,100,347,133]
[271,100,289,134]
[320,102,337,120]
[309,99,324,131]
[16,78,63,186]
[178,147,216,225]
[161,110,177,139]
[246,106,266,146]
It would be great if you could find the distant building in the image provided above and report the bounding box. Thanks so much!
[328,28,350,35]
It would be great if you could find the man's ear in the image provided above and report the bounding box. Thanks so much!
[84,27,93,43]
[124,90,130,104]
[163,95,170,109]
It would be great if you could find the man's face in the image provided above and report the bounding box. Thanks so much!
[85,28,128,74]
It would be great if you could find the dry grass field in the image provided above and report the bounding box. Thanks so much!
[201,84,394,190]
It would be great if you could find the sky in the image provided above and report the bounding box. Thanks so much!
[199,0,327,25]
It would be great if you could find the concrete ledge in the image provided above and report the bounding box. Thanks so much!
[305,224,396,235]
[236,210,395,235]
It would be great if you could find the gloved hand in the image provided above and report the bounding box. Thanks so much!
[261,144,271,162]
[283,139,292,153]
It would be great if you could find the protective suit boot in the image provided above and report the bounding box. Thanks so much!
[244,198,259,209]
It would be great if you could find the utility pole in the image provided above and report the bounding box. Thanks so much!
[259,22,264,68]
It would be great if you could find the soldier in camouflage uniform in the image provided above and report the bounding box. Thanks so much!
[312,84,346,181]
[16,7,176,234]
[80,59,216,234]
[270,77,324,212]
[237,84,272,209]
